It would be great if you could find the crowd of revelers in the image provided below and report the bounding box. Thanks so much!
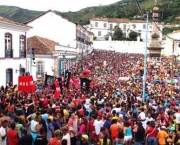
[0,49,180,145]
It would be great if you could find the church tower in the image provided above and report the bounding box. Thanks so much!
[148,0,163,58]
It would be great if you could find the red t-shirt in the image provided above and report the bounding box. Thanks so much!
[147,127,158,138]
[7,130,18,145]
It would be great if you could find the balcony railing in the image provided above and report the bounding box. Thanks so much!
[5,49,13,58]
[20,50,26,58]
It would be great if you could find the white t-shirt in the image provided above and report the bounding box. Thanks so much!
[62,133,71,145]
[0,126,6,145]
[111,107,121,114]
[138,112,146,128]
[93,120,103,135]
[30,120,38,133]
[175,112,180,124]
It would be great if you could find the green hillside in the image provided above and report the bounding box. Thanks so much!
[0,0,180,25]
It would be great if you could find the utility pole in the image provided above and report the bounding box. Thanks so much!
[30,41,32,75]
[142,12,149,103]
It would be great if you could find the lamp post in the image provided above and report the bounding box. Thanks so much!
[16,64,22,75]
[142,12,149,103]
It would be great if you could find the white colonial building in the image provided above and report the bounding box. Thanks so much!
[24,10,93,79]
[0,16,31,86]
[163,30,180,55]
[24,10,93,54]
[85,17,163,41]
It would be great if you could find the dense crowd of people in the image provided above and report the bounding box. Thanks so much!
[0,49,180,145]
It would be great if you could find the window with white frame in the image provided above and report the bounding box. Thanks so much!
[123,24,126,30]
[20,35,25,50]
[37,61,43,75]
[98,31,101,36]
[5,33,12,50]
[110,24,113,30]
[132,24,136,29]
[143,24,146,29]
[104,23,107,28]
[95,22,98,27]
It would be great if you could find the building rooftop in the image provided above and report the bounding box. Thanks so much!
[27,36,58,55]
[0,15,30,27]
[91,17,146,23]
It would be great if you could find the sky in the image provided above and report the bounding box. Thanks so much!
[0,0,121,12]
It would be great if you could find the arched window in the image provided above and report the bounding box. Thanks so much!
[37,61,43,75]
[20,35,25,50]
[5,33,12,50]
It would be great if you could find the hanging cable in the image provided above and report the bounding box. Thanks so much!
[135,0,180,41]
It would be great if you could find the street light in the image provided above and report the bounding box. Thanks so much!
[16,64,22,74]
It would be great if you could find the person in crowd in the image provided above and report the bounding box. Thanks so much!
[34,128,48,145]
[18,128,33,145]
[7,122,19,145]
[157,126,168,145]
[133,121,145,145]
[0,120,8,145]
[48,130,61,145]
[62,126,71,145]
[81,134,89,145]
[146,121,158,145]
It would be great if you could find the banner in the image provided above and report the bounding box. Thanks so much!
[45,74,56,86]
[64,71,71,88]
[80,78,91,92]
[18,76,35,93]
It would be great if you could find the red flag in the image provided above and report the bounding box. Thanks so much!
[18,76,35,93]
[54,80,61,98]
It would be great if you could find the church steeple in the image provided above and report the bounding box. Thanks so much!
[147,0,163,58]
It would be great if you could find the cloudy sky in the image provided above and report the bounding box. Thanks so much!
[1,0,120,12]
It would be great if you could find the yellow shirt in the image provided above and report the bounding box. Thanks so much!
[100,139,110,145]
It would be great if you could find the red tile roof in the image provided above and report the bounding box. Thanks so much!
[91,17,146,23]
[0,15,29,27]
[27,36,58,55]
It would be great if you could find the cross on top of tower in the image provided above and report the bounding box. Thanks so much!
[155,0,158,6]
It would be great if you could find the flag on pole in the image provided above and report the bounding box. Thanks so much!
[64,71,71,88]
[80,78,91,91]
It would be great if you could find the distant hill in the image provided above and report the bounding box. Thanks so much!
[0,0,180,25]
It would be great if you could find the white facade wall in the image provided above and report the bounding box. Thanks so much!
[0,23,30,86]
[26,55,54,81]
[164,31,180,55]
[26,11,77,48]
[0,59,26,86]
[93,40,152,54]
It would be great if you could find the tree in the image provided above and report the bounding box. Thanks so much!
[129,31,138,41]
[112,26,123,40]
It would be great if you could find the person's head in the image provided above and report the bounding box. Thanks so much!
[150,121,156,127]
[61,126,68,135]
[10,122,16,130]
[1,120,8,128]
[81,134,88,142]
[61,139,67,145]
[54,130,60,138]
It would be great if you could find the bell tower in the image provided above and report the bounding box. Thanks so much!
[148,0,163,58]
